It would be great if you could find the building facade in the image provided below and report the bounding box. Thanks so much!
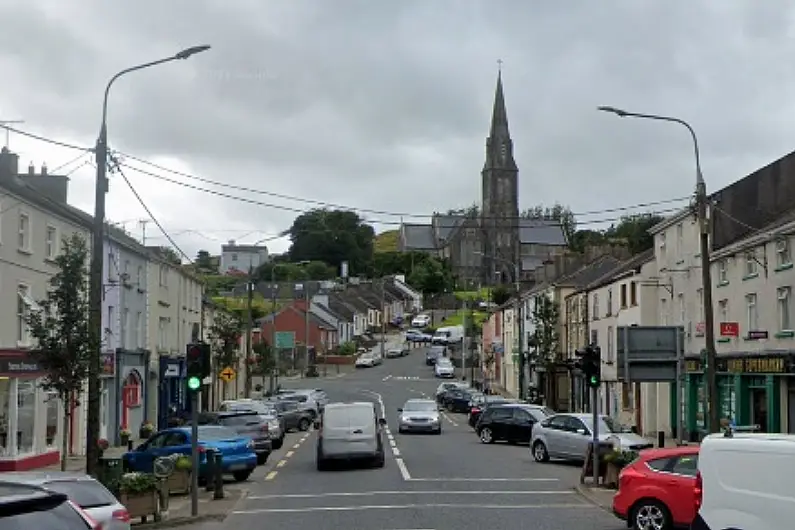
[219,240,268,276]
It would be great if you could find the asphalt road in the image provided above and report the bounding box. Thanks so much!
[200,342,625,530]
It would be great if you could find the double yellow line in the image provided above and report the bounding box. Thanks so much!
[265,432,311,481]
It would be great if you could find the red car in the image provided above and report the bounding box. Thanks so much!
[612,445,699,529]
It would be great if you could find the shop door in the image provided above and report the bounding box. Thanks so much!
[788,390,795,434]
[99,387,108,440]
[750,388,768,433]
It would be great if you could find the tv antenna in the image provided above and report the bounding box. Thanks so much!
[0,120,25,148]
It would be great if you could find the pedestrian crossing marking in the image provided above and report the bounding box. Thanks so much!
[392,376,420,380]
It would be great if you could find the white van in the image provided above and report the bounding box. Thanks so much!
[693,432,795,529]
[432,325,463,345]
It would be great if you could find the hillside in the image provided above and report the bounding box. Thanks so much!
[374,229,399,253]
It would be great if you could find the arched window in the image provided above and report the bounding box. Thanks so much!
[122,371,142,408]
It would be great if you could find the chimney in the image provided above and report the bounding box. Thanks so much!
[228,239,235,246]
[41,163,47,175]
[0,146,19,179]
[28,162,34,175]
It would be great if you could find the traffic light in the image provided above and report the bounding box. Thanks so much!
[186,343,211,392]
[575,345,602,388]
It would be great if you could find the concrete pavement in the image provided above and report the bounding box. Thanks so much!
[210,345,625,530]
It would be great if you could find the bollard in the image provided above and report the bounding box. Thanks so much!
[127,440,133,451]
[205,450,216,492]
[213,452,224,499]
[658,431,665,448]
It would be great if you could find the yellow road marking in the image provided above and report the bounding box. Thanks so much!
[285,450,294,457]
[276,459,287,468]
[265,471,278,480]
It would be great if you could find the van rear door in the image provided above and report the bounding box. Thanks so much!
[322,406,377,456]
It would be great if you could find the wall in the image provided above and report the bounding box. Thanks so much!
[219,246,268,275]
[501,307,517,396]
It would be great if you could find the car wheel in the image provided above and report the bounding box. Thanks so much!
[532,441,550,462]
[630,499,671,530]
[256,453,269,465]
[446,402,454,412]
[233,470,253,482]
[478,427,494,444]
[316,458,329,471]
[298,418,311,431]
[434,428,442,435]
[272,437,283,450]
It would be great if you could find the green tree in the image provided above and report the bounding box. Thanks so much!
[604,214,665,254]
[208,311,242,395]
[491,285,511,306]
[407,257,453,294]
[529,294,560,408]
[288,209,375,275]
[195,250,216,273]
[157,246,181,265]
[522,203,577,245]
[26,234,94,471]
[250,340,274,376]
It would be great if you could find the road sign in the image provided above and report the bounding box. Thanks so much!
[617,326,684,382]
[153,456,175,478]
[219,366,236,382]
[275,331,295,349]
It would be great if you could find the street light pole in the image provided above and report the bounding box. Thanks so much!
[244,263,255,398]
[86,45,210,477]
[598,105,718,434]
[270,265,278,393]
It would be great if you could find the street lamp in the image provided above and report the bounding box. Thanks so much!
[598,105,717,433]
[86,45,211,478]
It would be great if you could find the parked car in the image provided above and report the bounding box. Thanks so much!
[275,391,323,419]
[612,446,699,530]
[475,403,551,444]
[0,480,99,529]
[386,348,404,358]
[0,472,129,530]
[123,425,257,482]
[441,388,482,413]
[405,329,422,341]
[434,358,455,378]
[213,411,272,465]
[356,353,377,368]
[425,348,441,365]
[266,399,314,432]
[468,396,518,428]
[531,413,653,463]
[411,314,430,327]
[218,399,284,449]
[316,402,387,470]
[397,399,442,434]
[435,381,468,404]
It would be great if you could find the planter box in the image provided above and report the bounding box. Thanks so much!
[318,355,355,365]
[121,490,160,523]
[167,469,191,496]
[605,462,621,488]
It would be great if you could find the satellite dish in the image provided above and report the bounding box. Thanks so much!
[153,456,175,478]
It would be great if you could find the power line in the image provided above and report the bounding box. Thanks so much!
[0,123,91,152]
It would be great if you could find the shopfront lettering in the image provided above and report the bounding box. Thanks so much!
[7,361,38,371]
[686,360,701,372]
[685,356,791,374]
[744,357,785,373]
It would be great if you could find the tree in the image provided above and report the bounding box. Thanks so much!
[530,294,560,408]
[195,250,217,273]
[604,214,665,254]
[254,261,335,283]
[441,203,479,217]
[250,340,274,377]
[208,311,242,396]
[288,209,375,275]
[407,257,454,294]
[157,246,181,265]
[491,285,511,306]
[522,203,577,245]
[26,234,94,471]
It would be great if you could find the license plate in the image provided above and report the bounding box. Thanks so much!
[229,463,246,471]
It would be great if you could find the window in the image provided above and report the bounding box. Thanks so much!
[778,287,791,331]
[123,260,130,282]
[696,289,704,321]
[676,223,683,254]
[745,251,758,276]
[607,289,613,316]
[45,392,59,448]
[660,298,668,325]
[123,308,130,348]
[106,305,114,346]
[677,293,685,323]
[45,225,57,259]
[718,299,729,322]
[646,458,672,472]
[620,284,627,308]
[17,381,35,454]
[17,285,39,344]
[108,251,117,282]
[746,293,758,331]
[136,311,143,349]
[592,294,599,320]
[671,455,699,477]
[718,259,728,283]
[590,329,598,345]
[17,212,30,250]
[137,265,144,289]
[158,316,169,350]
[621,382,634,409]
[159,265,168,287]
[630,281,637,306]
[776,239,792,267]
[607,326,614,362]
[231,253,238,262]
[659,233,666,252]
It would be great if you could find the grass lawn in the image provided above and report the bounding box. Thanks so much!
[454,288,491,301]
[212,295,286,313]
[441,309,489,327]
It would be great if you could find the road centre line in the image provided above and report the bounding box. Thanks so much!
[395,457,412,480]
[383,375,393,381]
[441,412,458,426]
[264,471,278,481]
[406,477,559,482]
[285,450,294,457]
[233,503,594,514]
[249,490,575,500]
[265,431,311,480]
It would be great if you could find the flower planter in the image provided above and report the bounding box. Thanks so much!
[166,469,191,496]
[120,434,130,447]
[604,462,621,488]
[121,489,160,523]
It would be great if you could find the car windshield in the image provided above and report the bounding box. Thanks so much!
[198,426,239,440]
[582,416,617,434]
[601,416,633,433]
[43,479,116,509]
[360,354,373,359]
[436,359,452,366]
[1,497,93,530]
[403,401,436,412]
[225,401,270,414]
[219,414,260,426]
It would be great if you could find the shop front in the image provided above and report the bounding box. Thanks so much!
[100,349,150,446]
[0,352,62,470]
[157,357,189,430]
[683,352,793,439]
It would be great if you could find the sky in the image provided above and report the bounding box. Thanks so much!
[1,0,793,259]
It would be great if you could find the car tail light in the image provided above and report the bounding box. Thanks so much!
[197,445,207,453]
[112,508,132,523]
[260,424,269,433]
[471,407,480,414]
[694,470,703,512]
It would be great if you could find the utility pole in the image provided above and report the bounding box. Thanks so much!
[244,264,254,397]
[138,219,149,245]
[0,119,24,148]
[380,278,386,360]
[462,298,467,381]
[304,281,311,375]
[515,260,525,401]
[269,265,278,393]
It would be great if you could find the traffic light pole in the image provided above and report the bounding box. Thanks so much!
[189,390,199,516]
[591,385,599,486]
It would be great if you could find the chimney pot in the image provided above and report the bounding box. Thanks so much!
[41,163,47,175]
[28,162,34,175]
[228,239,235,246]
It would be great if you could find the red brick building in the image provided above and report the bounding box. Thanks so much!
[256,300,338,352]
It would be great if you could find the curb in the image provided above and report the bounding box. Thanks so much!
[573,484,613,513]
[133,513,226,529]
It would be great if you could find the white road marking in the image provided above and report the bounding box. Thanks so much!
[407,477,559,482]
[395,457,412,480]
[382,375,393,381]
[392,447,401,456]
[291,443,301,449]
[392,376,420,380]
[249,490,574,499]
[233,503,594,514]
[441,412,458,426]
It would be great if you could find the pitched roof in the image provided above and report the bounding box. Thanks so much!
[556,256,624,289]
[327,293,358,318]
[584,249,655,292]
[313,302,346,323]
[400,224,436,250]
[336,291,373,312]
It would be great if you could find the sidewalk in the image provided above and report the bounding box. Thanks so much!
[575,483,615,512]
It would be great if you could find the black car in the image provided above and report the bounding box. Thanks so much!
[442,389,483,413]
[268,399,314,432]
[0,481,94,529]
[425,346,446,365]
[468,396,516,428]
[475,403,551,444]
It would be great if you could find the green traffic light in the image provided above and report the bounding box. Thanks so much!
[187,376,201,391]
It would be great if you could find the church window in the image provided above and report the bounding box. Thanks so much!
[500,143,507,162]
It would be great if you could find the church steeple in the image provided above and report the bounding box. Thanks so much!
[484,69,517,171]
[490,70,510,140]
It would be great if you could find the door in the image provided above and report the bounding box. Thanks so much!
[788,390,795,434]
[662,453,699,525]
[510,409,535,443]
[750,388,768,432]
[161,431,190,457]
[564,417,591,457]
[130,432,168,472]
[541,416,570,457]
[99,387,108,440]
[486,407,513,440]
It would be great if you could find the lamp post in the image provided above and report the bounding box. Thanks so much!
[86,46,210,477]
[598,105,717,434]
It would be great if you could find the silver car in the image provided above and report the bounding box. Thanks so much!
[219,399,284,448]
[434,358,455,378]
[530,413,653,463]
[1,471,131,530]
[316,402,387,470]
[397,399,442,434]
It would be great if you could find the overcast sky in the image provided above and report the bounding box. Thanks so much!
[0,1,791,258]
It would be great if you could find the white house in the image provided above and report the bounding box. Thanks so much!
[388,275,423,311]
[219,240,268,276]
[311,293,355,345]
[500,306,518,397]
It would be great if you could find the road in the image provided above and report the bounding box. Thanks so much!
[197,342,624,530]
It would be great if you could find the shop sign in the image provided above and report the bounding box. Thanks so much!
[720,322,740,337]
[746,330,769,340]
[0,357,41,374]
[100,352,115,377]
[695,322,706,336]
[686,355,792,374]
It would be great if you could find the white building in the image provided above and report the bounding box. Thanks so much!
[219,240,269,276]
[500,306,518,397]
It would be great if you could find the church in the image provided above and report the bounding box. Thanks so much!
[398,72,568,287]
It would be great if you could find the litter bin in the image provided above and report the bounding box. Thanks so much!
[98,456,125,496]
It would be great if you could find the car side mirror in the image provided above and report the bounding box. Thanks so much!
[378,418,387,426]
[397,408,402,412]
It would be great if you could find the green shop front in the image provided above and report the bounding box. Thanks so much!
[682,353,795,440]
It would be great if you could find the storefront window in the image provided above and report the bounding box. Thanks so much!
[45,392,59,448]
[0,378,10,456]
[17,379,35,454]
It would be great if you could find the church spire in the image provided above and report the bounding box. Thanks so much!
[484,65,516,171]
[489,66,511,140]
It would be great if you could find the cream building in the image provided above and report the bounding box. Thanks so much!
[500,306,518,397]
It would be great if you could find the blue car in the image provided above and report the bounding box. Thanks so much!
[123,425,257,482]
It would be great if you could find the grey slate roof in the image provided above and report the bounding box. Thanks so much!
[314,302,346,323]
[308,311,336,330]
[557,256,623,288]
[584,249,654,292]
[518,218,567,246]
[327,295,357,319]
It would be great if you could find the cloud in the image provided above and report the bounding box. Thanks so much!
[2,0,795,259]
